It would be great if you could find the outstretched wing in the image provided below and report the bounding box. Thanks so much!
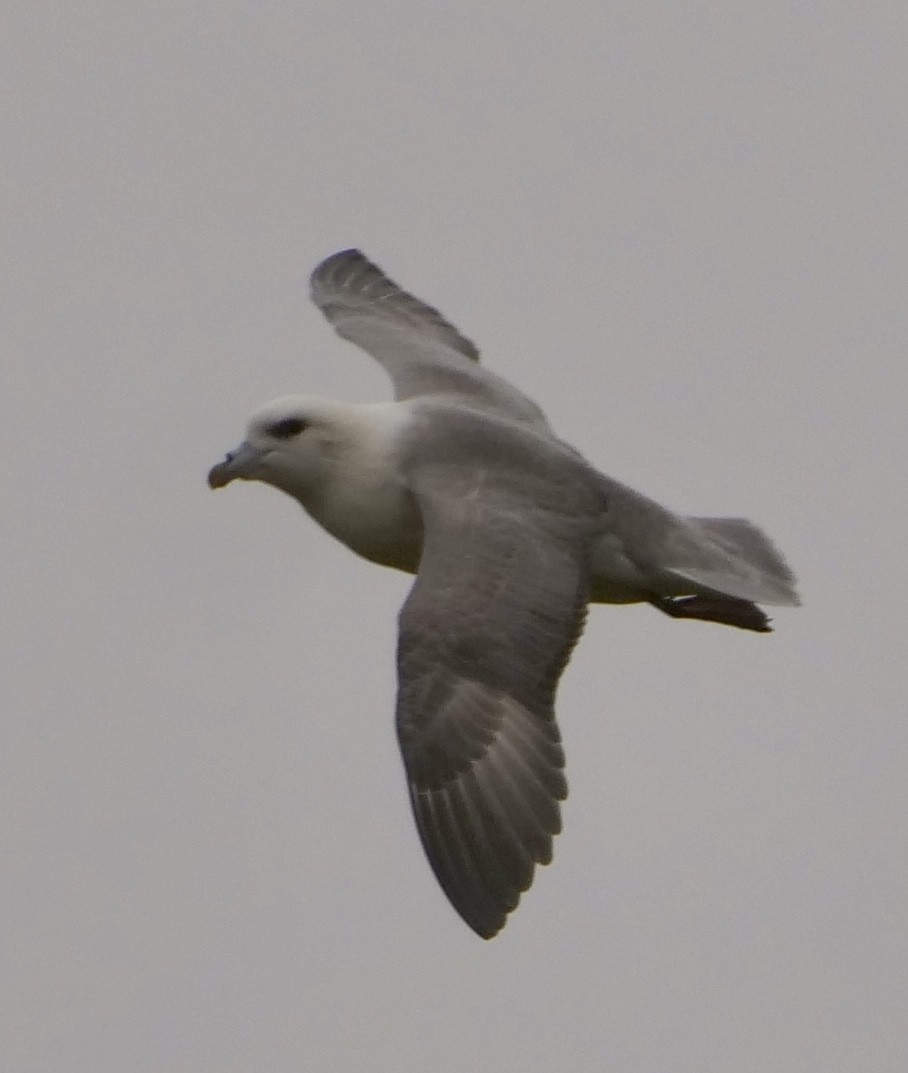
[310,249,550,429]
[395,447,599,938]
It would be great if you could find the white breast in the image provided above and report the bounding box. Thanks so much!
[300,402,422,572]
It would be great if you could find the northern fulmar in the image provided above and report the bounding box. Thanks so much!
[208,249,799,938]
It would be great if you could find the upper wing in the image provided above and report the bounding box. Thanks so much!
[395,449,601,938]
[310,249,550,430]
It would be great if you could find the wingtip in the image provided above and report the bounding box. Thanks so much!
[459,901,509,940]
[310,247,368,281]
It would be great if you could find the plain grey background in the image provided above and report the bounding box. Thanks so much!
[3,3,906,1070]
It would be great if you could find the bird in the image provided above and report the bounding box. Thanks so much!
[207,249,799,939]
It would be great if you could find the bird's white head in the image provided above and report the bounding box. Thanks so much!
[207,394,356,501]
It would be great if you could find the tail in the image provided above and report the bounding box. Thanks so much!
[664,516,800,608]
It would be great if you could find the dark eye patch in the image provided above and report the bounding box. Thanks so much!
[267,416,308,439]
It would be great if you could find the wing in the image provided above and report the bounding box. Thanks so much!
[310,249,550,429]
[395,453,600,938]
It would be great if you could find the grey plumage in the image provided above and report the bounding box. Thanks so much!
[394,414,605,936]
[208,249,799,938]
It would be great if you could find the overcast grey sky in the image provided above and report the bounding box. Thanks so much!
[3,2,906,1070]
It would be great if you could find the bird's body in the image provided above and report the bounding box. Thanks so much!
[208,249,799,938]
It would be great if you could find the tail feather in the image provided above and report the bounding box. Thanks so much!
[661,516,800,607]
